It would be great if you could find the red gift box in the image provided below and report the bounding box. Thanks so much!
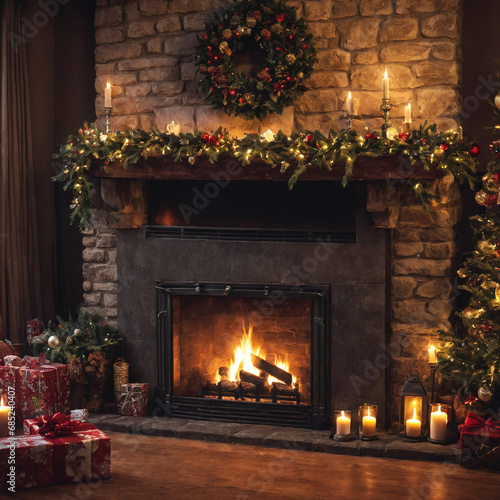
[459,411,500,465]
[119,383,149,417]
[24,418,96,436]
[0,366,17,401]
[0,435,54,492]
[16,363,70,425]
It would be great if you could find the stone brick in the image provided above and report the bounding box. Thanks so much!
[392,276,418,300]
[414,86,459,118]
[139,113,155,129]
[137,96,181,112]
[393,259,451,277]
[96,63,116,76]
[183,11,213,31]
[393,242,423,258]
[195,106,260,136]
[110,114,141,131]
[152,81,185,94]
[421,13,458,39]
[307,71,349,88]
[420,227,455,243]
[378,17,418,42]
[180,61,197,80]
[82,236,96,247]
[103,307,118,318]
[395,0,459,14]
[83,281,92,293]
[164,33,198,56]
[412,61,459,86]
[353,90,413,117]
[96,265,118,283]
[397,206,435,228]
[431,41,456,61]
[95,6,122,27]
[316,49,350,71]
[338,18,379,50]
[128,21,156,38]
[155,106,196,133]
[380,42,431,63]
[96,234,117,248]
[108,97,137,116]
[360,0,393,16]
[118,56,177,71]
[352,50,378,65]
[167,0,210,13]
[103,293,118,307]
[95,44,142,63]
[139,0,169,16]
[308,22,337,39]
[96,27,125,45]
[427,299,454,320]
[392,300,435,324]
[126,83,152,97]
[94,283,118,293]
[125,2,141,21]
[351,65,419,90]
[84,293,102,306]
[157,15,182,33]
[107,249,117,264]
[285,1,303,17]
[95,73,137,95]
[304,1,332,21]
[83,248,107,262]
[332,1,357,18]
[140,66,180,82]
[147,38,164,54]
[295,89,339,113]
[415,278,453,299]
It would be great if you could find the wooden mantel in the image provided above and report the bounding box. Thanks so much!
[89,154,442,182]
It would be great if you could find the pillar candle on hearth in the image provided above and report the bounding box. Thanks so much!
[105,83,112,108]
[336,410,351,436]
[0,396,11,438]
[430,405,448,442]
[362,409,377,437]
[406,407,421,438]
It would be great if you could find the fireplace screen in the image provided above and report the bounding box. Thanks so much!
[156,282,330,428]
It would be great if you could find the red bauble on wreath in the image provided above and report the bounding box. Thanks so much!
[195,0,317,120]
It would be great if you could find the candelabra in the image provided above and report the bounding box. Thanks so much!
[380,98,392,139]
[105,107,112,134]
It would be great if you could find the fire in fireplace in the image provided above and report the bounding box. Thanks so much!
[156,282,330,428]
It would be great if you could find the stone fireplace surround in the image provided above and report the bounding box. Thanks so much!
[83,0,464,427]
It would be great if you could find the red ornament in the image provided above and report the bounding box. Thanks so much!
[201,133,210,142]
[485,193,499,207]
[239,97,245,103]
[229,90,236,95]
[277,14,285,22]
[304,134,313,143]
[398,132,408,141]
[303,44,308,50]
[261,29,271,40]
[421,139,427,145]
[365,133,378,140]
[440,143,449,152]
[469,144,480,157]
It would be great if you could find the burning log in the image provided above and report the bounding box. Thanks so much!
[218,367,229,381]
[219,380,238,391]
[251,354,293,386]
[239,370,268,389]
[272,382,295,396]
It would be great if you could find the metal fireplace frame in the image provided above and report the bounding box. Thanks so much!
[156,281,331,429]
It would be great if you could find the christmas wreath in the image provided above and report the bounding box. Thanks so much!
[195,0,316,120]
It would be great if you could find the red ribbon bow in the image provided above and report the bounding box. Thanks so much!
[37,412,80,437]
[463,411,500,433]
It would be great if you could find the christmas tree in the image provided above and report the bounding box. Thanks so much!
[437,111,500,410]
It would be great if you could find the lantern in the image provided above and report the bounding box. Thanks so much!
[358,404,378,440]
[400,369,428,440]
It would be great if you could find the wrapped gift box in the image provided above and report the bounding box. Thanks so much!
[460,411,500,465]
[0,435,54,492]
[0,366,18,405]
[24,418,96,436]
[16,363,70,424]
[119,383,149,417]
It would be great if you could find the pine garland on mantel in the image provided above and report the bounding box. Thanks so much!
[53,123,479,230]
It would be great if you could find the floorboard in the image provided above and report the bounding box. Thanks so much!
[12,431,500,499]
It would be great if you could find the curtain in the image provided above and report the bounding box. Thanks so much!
[0,0,43,343]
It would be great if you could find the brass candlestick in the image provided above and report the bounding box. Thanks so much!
[380,98,392,138]
[105,107,113,134]
[428,362,437,404]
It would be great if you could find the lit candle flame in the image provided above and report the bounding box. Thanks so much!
[106,82,110,89]
[413,407,417,420]
[348,91,351,99]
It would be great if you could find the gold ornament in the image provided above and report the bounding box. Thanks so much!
[219,41,229,54]
[457,268,468,278]
[243,92,255,104]
[495,92,500,111]
[246,16,257,28]
[48,335,60,348]
[496,286,500,302]
[188,156,195,165]
[241,26,251,36]
[222,28,232,40]
[270,23,283,34]
[236,25,244,36]
[475,190,487,206]
[478,385,493,402]
[298,72,304,79]
[285,53,296,65]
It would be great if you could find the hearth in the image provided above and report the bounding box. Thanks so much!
[156,282,330,429]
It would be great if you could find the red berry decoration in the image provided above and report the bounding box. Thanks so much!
[201,133,210,142]
[398,132,408,141]
[304,134,313,143]
[440,143,449,152]
[468,144,480,157]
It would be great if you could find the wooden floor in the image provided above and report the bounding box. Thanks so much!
[14,431,500,500]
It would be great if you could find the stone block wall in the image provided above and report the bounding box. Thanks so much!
[93,0,462,136]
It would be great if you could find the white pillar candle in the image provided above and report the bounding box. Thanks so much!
[336,411,351,436]
[406,408,421,438]
[346,91,353,115]
[428,345,437,364]
[0,397,11,438]
[404,102,412,123]
[382,68,389,99]
[430,405,448,442]
[362,409,377,437]
[105,82,112,108]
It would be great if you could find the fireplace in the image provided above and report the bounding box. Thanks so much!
[156,282,330,428]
